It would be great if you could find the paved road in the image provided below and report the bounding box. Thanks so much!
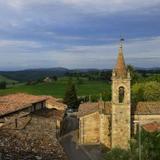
[60,116,91,160]
[60,116,101,160]
[61,116,79,135]
[60,133,90,160]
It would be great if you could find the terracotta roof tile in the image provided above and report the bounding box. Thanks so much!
[44,96,66,111]
[77,102,99,117]
[142,122,160,132]
[134,102,160,115]
[0,93,47,117]
[77,101,111,117]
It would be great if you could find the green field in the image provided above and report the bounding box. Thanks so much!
[0,75,18,84]
[0,77,111,98]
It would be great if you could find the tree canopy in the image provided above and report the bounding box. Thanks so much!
[132,81,160,102]
[63,78,79,109]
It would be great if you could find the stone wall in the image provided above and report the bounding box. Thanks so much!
[111,103,131,149]
[100,114,111,148]
[111,72,131,149]
[79,112,100,144]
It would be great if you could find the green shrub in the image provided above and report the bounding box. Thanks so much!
[0,81,6,89]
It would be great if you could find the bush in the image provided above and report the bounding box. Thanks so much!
[103,130,160,160]
[0,81,6,89]
[103,148,131,160]
[132,81,160,102]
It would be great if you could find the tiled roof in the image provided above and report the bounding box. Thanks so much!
[77,102,99,117]
[134,102,160,115]
[77,101,111,117]
[142,122,160,133]
[77,101,160,117]
[0,93,47,117]
[44,96,66,111]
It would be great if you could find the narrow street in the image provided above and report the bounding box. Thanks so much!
[60,116,91,160]
[60,132,91,160]
[60,116,102,160]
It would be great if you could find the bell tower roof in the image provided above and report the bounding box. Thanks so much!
[114,39,127,78]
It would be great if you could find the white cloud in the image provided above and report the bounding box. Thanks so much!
[0,36,160,69]
[0,36,159,69]
[3,0,160,14]
[44,36,160,69]
[0,0,160,70]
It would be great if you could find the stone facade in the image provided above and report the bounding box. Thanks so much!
[79,112,100,144]
[100,114,111,148]
[111,69,131,149]
[78,42,160,149]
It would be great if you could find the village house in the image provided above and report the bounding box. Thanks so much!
[78,41,160,149]
[0,93,66,129]
[0,93,68,159]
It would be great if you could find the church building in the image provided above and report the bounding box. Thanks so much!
[78,41,160,149]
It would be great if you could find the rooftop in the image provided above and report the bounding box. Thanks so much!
[0,93,47,117]
[45,96,66,111]
[142,122,160,132]
[77,101,111,117]
[134,102,160,115]
[78,101,160,117]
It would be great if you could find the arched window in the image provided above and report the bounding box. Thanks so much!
[119,86,125,103]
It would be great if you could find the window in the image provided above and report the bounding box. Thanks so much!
[119,86,125,103]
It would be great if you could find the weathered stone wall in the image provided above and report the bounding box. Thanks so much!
[79,112,100,144]
[111,76,131,149]
[111,104,130,149]
[112,78,131,104]
[100,114,111,148]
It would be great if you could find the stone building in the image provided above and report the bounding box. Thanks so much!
[0,93,66,129]
[78,42,160,149]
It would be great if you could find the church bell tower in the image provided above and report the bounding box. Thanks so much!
[111,39,131,149]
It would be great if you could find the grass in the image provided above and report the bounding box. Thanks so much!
[0,75,18,84]
[0,77,111,98]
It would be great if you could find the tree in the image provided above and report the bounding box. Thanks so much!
[63,78,79,109]
[52,76,58,81]
[143,81,160,101]
[103,129,160,160]
[132,83,144,103]
[0,81,6,89]
[127,65,142,84]
[132,81,160,102]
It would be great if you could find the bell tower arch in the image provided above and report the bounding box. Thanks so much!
[111,39,131,149]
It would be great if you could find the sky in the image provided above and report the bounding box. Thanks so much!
[0,0,160,70]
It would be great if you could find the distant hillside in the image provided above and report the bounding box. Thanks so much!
[0,67,159,82]
[0,75,18,84]
[0,68,69,82]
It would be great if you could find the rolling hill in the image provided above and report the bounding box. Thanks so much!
[0,75,18,84]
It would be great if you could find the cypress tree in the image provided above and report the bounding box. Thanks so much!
[63,78,79,109]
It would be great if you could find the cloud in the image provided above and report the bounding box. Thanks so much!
[56,36,160,68]
[1,36,159,70]
[0,0,160,70]
[3,0,160,14]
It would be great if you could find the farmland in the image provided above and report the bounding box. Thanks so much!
[0,77,111,98]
